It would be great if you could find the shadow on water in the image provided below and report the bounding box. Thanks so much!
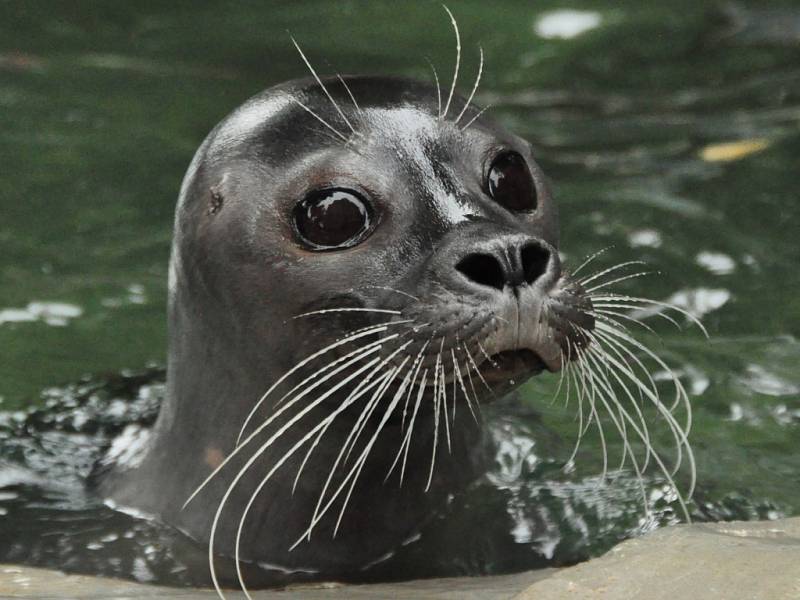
[0,0,798,586]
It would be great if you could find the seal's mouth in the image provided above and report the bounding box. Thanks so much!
[481,349,546,385]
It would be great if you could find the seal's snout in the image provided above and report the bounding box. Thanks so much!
[454,237,557,293]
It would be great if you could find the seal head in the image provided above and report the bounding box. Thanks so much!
[93,75,593,582]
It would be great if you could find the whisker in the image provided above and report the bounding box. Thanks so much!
[293,364,413,547]
[460,103,492,131]
[292,307,402,319]
[463,344,493,395]
[593,325,695,491]
[426,58,443,119]
[581,349,650,511]
[589,293,709,337]
[290,36,357,135]
[353,285,420,301]
[232,370,392,599]
[402,340,431,432]
[585,271,655,294]
[399,368,429,485]
[305,341,415,539]
[427,347,444,490]
[290,97,348,142]
[188,339,393,511]
[337,74,362,116]
[440,350,452,453]
[441,5,461,120]
[590,300,682,330]
[570,246,614,277]
[341,342,414,465]
[205,355,383,598]
[592,308,658,336]
[580,260,647,287]
[236,322,408,446]
[454,45,484,124]
[451,348,478,423]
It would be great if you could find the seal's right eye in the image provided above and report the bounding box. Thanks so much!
[487,151,537,213]
[293,188,375,250]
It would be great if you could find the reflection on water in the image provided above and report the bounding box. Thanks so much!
[0,0,798,586]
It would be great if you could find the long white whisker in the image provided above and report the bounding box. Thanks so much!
[586,271,654,294]
[570,246,613,277]
[235,322,407,445]
[590,294,709,337]
[441,5,461,120]
[337,74,362,115]
[451,348,478,423]
[205,355,382,598]
[454,45,483,124]
[426,58,443,119]
[464,344,493,395]
[400,369,429,485]
[233,371,391,599]
[290,36,357,135]
[592,308,658,336]
[460,103,492,131]
[292,307,402,319]
[188,339,393,511]
[592,327,694,486]
[291,365,411,548]
[590,301,682,329]
[305,341,414,539]
[290,97,348,142]
[580,261,647,286]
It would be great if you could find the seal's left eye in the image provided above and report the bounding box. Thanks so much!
[294,188,375,250]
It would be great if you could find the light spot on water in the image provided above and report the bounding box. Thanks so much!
[628,228,662,248]
[101,283,147,308]
[132,556,155,583]
[631,288,730,321]
[534,10,602,39]
[699,138,770,163]
[738,364,800,397]
[0,301,83,327]
[100,425,150,470]
[696,251,736,275]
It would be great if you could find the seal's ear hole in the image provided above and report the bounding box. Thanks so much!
[293,188,376,251]
[486,151,538,213]
[208,188,224,215]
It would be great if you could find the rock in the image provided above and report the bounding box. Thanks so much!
[513,518,800,600]
[0,564,551,599]
[3,519,799,599]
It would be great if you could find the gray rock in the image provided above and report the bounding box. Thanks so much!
[513,517,800,600]
[3,518,799,599]
[0,565,551,599]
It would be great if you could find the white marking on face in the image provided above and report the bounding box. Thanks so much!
[364,107,475,225]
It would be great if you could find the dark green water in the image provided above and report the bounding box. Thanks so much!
[0,0,798,586]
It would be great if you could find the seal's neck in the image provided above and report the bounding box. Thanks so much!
[101,289,485,572]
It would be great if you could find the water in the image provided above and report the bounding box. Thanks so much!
[1,0,798,587]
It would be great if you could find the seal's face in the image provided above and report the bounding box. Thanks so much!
[177,76,593,410]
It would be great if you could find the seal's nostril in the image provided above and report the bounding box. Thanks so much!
[456,253,506,290]
[521,242,550,285]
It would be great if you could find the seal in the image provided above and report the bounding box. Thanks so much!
[91,68,598,588]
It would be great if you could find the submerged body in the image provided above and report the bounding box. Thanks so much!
[93,74,594,586]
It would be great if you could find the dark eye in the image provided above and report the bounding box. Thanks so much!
[487,151,537,212]
[293,188,375,250]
